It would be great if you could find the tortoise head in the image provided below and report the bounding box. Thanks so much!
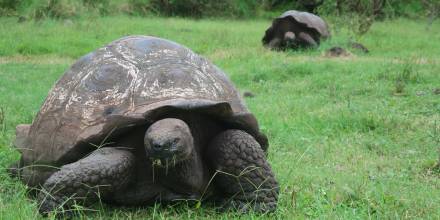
[284,31,296,46]
[144,118,194,167]
[284,31,296,41]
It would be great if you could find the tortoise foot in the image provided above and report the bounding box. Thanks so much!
[207,129,279,213]
[37,147,135,215]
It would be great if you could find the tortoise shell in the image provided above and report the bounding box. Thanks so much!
[262,10,330,47]
[15,36,268,168]
[279,10,330,38]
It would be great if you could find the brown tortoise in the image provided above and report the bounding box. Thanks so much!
[9,36,279,215]
[262,10,330,50]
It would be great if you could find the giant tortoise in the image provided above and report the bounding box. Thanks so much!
[9,36,279,215]
[262,10,330,50]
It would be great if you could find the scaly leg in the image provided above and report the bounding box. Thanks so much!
[207,130,279,213]
[297,32,318,48]
[37,147,135,215]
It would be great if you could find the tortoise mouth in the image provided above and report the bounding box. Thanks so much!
[149,152,188,167]
[149,148,191,167]
[144,118,195,168]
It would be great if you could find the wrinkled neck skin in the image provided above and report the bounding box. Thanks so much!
[154,147,205,195]
[152,113,221,196]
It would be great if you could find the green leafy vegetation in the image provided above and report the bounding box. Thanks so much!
[0,0,430,19]
[0,16,439,219]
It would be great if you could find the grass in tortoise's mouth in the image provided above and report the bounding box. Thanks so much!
[150,155,179,177]
[150,148,187,168]
[150,154,179,168]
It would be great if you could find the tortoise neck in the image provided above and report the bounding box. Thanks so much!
[156,146,209,194]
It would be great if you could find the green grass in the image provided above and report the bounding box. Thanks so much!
[0,16,440,219]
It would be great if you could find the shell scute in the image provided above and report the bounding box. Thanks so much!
[17,36,267,167]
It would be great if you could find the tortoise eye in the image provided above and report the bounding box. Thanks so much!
[172,138,181,145]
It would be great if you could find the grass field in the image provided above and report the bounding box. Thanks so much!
[0,16,439,219]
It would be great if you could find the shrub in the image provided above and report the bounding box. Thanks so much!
[318,0,424,19]
[0,0,21,10]
[144,0,264,18]
[0,0,23,16]
[0,0,432,19]
[7,0,111,19]
[82,0,110,15]
[19,0,84,19]
[128,0,150,16]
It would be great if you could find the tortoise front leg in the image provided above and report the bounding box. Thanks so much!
[297,32,318,48]
[267,37,282,49]
[206,130,279,213]
[37,147,135,215]
[6,160,21,178]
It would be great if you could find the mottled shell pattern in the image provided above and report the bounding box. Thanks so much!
[16,36,267,167]
[279,10,330,38]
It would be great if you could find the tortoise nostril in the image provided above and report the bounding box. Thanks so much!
[152,143,162,151]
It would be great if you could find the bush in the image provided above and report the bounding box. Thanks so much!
[0,0,432,19]
[145,0,265,18]
[82,0,110,15]
[0,0,23,16]
[19,0,84,19]
[2,0,111,19]
[128,0,150,16]
[0,0,21,10]
[315,0,425,37]
[318,0,424,19]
